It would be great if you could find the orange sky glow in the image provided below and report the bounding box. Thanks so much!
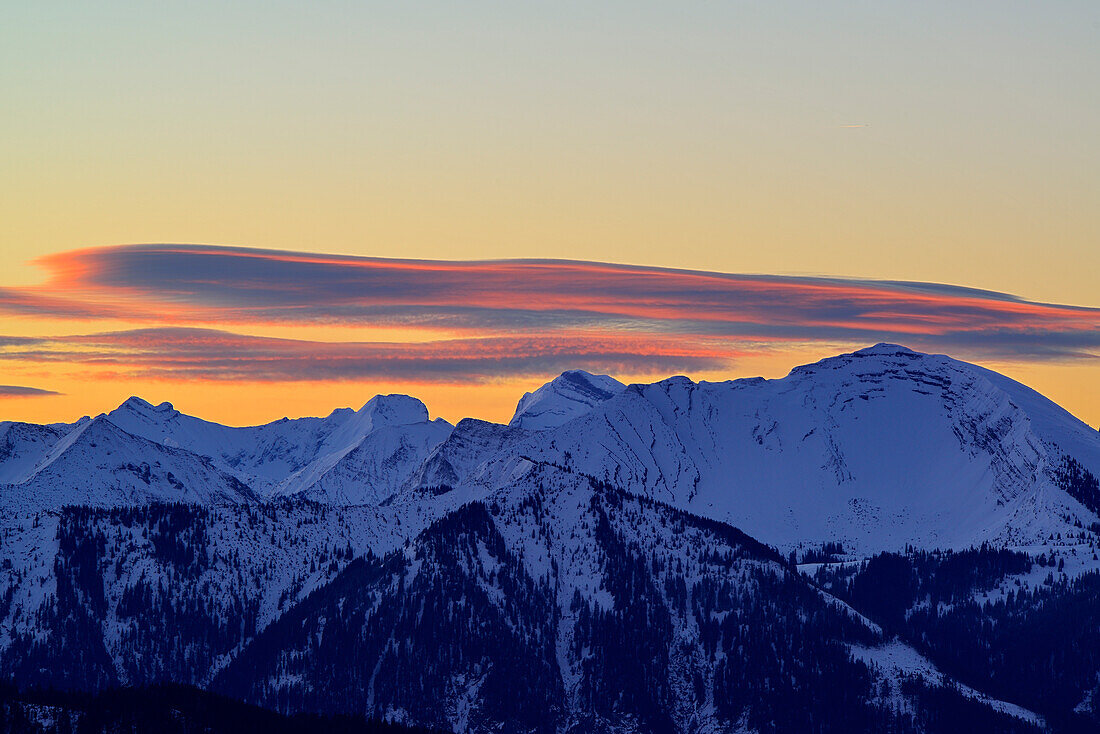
[2,3,1096,428]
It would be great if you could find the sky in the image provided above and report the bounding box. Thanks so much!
[1,2,1097,427]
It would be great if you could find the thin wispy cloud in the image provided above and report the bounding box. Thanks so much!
[0,328,731,383]
[0,385,63,398]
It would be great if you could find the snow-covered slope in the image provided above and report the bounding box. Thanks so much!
[213,464,1042,733]
[509,370,625,430]
[0,416,91,484]
[0,502,413,690]
[265,394,451,501]
[273,419,454,505]
[0,422,68,484]
[0,416,257,510]
[471,345,1100,554]
[403,418,530,494]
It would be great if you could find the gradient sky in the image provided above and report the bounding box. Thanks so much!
[1,2,1097,427]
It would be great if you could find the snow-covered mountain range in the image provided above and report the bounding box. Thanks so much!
[2,344,1099,732]
[3,344,1096,555]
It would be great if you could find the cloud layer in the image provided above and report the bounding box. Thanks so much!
[0,244,1096,383]
[0,385,62,398]
[0,328,729,383]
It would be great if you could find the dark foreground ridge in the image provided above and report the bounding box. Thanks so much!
[0,682,446,734]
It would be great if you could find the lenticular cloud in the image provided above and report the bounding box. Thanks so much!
[0,244,1095,382]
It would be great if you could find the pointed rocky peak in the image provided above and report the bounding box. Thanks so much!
[556,370,625,398]
[104,398,199,455]
[112,396,179,420]
[117,395,154,412]
[510,370,626,431]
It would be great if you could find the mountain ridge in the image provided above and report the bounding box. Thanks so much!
[4,344,1099,731]
[3,343,1098,556]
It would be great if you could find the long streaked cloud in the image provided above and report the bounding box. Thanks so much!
[0,385,63,397]
[0,244,1096,384]
[0,328,732,382]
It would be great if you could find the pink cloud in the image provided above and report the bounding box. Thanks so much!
[0,244,1094,369]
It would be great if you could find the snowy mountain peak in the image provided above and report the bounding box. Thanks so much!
[509,370,625,430]
[116,396,179,417]
[357,393,431,428]
[789,343,929,376]
[854,342,920,356]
